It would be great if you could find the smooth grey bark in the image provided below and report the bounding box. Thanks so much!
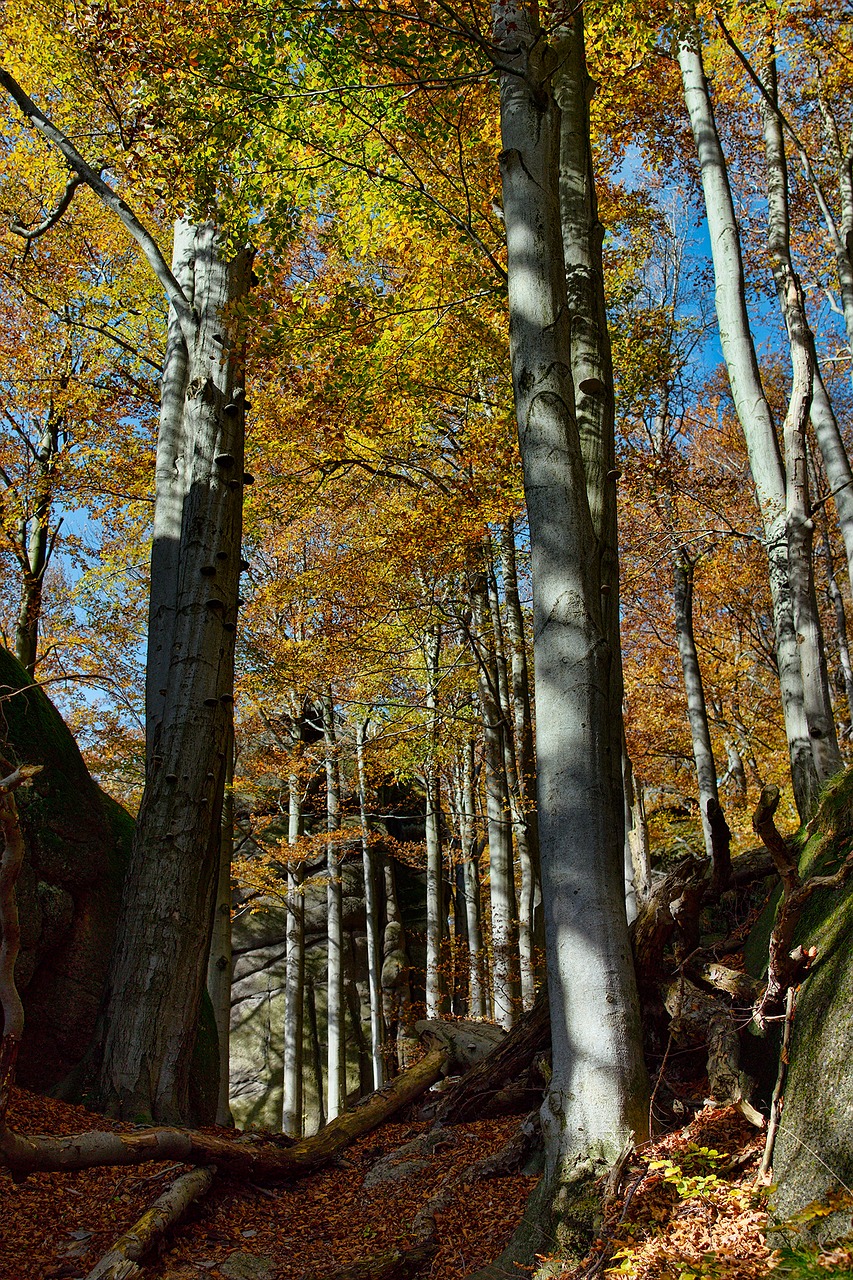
[423,625,444,1019]
[282,765,305,1138]
[761,55,842,784]
[99,221,251,1122]
[672,549,723,864]
[323,693,345,1121]
[499,523,543,995]
[554,13,626,880]
[356,721,385,1090]
[486,553,535,1008]
[206,725,234,1127]
[494,0,649,1188]
[678,31,824,820]
[458,739,486,1018]
[470,571,519,1029]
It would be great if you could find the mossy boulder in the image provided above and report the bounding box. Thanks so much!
[0,646,133,1091]
[749,769,853,1247]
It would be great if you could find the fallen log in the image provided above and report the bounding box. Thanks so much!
[84,1164,214,1279]
[433,989,549,1124]
[0,1048,448,1178]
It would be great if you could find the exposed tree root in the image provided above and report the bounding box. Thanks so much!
[84,1164,214,1279]
[0,1049,448,1179]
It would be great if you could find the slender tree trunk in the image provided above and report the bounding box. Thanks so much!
[678,33,823,820]
[423,625,444,1018]
[815,501,853,738]
[323,692,345,1122]
[98,221,251,1122]
[494,0,649,1193]
[672,549,723,864]
[206,725,234,1127]
[13,411,60,676]
[499,522,543,975]
[470,572,519,1029]
[282,766,305,1138]
[356,722,385,1090]
[459,741,486,1018]
[761,54,842,783]
[486,553,535,1008]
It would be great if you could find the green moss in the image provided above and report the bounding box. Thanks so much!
[749,767,853,1243]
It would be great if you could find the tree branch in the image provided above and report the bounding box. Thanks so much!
[9,171,83,240]
[0,67,194,339]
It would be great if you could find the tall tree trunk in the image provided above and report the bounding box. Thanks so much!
[423,625,444,1018]
[457,741,486,1018]
[206,724,234,1127]
[98,221,251,1122]
[494,0,649,1194]
[282,763,305,1138]
[761,52,842,783]
[672,549,724,865]
[499,521,542,974]
[356,721,385,1090]
[678,32,824,820]
[554,15,626,886]
[323,692,345,1122]
[470,571,519,1029]
[486,552,535,1008]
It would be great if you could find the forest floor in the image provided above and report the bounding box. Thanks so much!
[1,1085,850,1280]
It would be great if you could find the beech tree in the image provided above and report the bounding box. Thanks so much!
[492,0,649,1230]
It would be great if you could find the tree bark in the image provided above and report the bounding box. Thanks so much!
[324,691,345,1121]
[357,721,386,1089]
[671,549,727,880]
[84,1166,214,1280]
[98,221,252,1123]
[282,765,305,1138]
[494,0,649,1201]
[458,741,486,1018]
[678,31,823,820]
[761,52,841,784]
[423,625,444,1018]
[469,571,519,1029]
[206,725,234,1127]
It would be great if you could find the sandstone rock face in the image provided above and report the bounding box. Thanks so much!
[0,646,133,1091]
[756,770,853,1248]
[229,854,427,1133]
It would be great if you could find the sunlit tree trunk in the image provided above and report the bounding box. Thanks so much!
[678,32,826,820]
[99,221,251,1121]
[423,625,444,1018]
[323,692,344,1121]
[761,53,842,782]
[486,553,535,1008]
[356,721,385,1089]
[494,0,649,1209]
[457,740,485,1018]
[470,572,519,1029]
[282,758,305,1138]
[672,549,723,864]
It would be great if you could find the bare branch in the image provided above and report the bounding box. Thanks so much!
[0,67,194,339]
[9,171,83,240]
